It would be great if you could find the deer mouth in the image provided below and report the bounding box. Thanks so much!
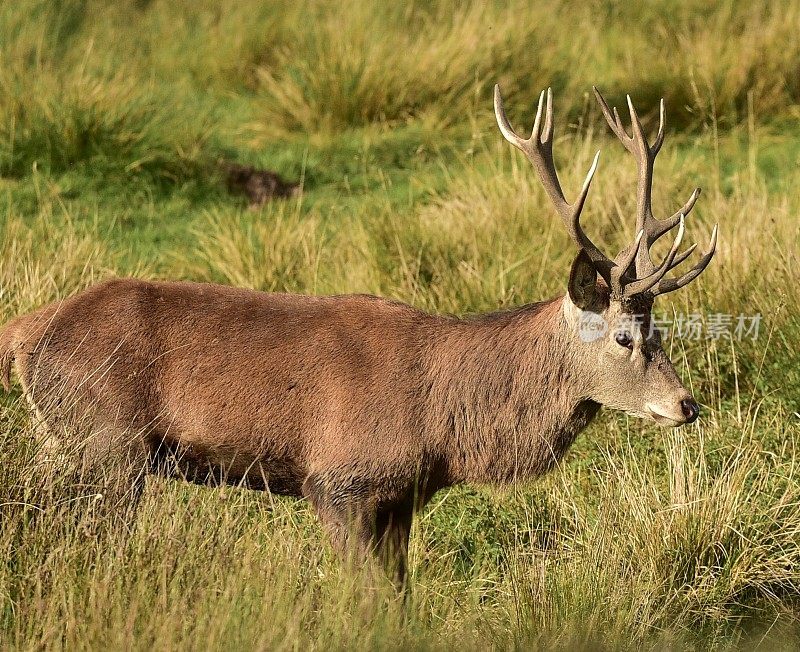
[645,403,685,426]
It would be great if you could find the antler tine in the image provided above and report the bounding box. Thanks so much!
[494,84,614,284]
[622,214,686,296]
[652,99,666,154]
[609,229,645,289]
[594,88,631,146]
[625,95,648,153]
[650,224,718,296]
[532,90,545,143]
[613,109,625,137]
[542,88,555,143]
[494,86,539,150]
[569,152,604,251]
[655,187,702,239]
[666,242,699,271]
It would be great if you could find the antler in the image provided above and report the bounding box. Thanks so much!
[494,85,615,288]
[593,87,718,297]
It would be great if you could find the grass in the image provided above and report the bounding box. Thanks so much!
[1,0,799,649]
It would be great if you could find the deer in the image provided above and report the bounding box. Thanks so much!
[0,85,717,586]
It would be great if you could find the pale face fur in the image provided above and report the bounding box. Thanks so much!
[564,252,699,427]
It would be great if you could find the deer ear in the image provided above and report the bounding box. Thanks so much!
[567,251,600,309]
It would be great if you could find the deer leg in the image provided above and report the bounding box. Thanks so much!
[303,476,374,567]
[77,426,151,531]
[303,473,415,587]
[20,376,149,522]
[374,507,413,589]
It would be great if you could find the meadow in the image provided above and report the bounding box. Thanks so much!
[1,0,799,649]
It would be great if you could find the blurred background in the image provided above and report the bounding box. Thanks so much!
[1,2,799,650]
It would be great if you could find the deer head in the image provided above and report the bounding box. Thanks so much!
[494,85,717,426]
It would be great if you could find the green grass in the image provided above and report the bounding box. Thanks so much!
[1,0,800,649]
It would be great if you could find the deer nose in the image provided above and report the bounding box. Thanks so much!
[680,398,700,423]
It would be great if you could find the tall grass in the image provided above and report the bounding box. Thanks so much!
[2,400,798,648]
[1,0,799,649]
[0,210,111,320]
[250,0,800,133]
[0,68,216,183]
[3,1,800,143]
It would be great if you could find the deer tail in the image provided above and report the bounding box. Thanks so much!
[0,315,24,392]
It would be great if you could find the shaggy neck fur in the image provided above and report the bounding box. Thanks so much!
[423,297,600,486]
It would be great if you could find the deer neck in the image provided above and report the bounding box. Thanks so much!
[425,296,600,486]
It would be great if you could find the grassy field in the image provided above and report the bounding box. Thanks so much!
[1,0,799,649]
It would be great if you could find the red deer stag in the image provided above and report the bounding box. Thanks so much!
[0,86,716,585]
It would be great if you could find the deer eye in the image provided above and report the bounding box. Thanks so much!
[615,331,634,349]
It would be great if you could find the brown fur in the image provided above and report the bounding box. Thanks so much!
[0,277,609,582]
[221,162,299,208]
